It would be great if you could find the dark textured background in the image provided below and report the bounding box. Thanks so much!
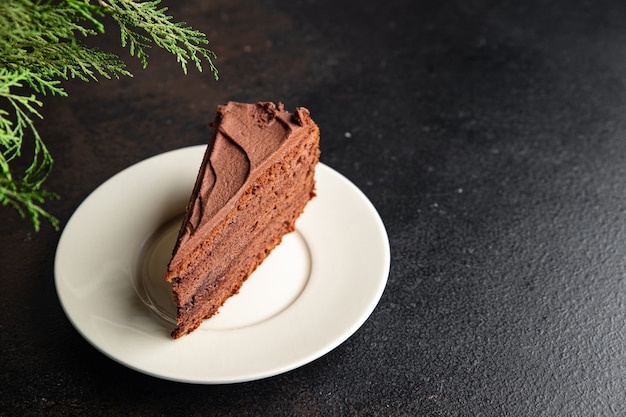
[2,0,626,415]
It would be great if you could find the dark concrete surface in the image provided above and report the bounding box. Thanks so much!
[2,0,626,415]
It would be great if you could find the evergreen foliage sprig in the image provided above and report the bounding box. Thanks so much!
[0,0,218,231]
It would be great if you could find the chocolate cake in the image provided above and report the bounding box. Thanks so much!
[165,101,320,338]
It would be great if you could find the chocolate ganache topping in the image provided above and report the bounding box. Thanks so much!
[167,101,314,270]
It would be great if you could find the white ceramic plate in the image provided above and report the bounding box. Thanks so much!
[54,145,390,384]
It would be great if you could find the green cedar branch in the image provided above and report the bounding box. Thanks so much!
[0,0,218,231]
[99,0,219,77]
[0,68,59,232]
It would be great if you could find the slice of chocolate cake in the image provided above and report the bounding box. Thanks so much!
[165,101,320,338]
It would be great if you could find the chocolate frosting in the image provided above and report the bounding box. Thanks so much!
[167,101,314,271]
